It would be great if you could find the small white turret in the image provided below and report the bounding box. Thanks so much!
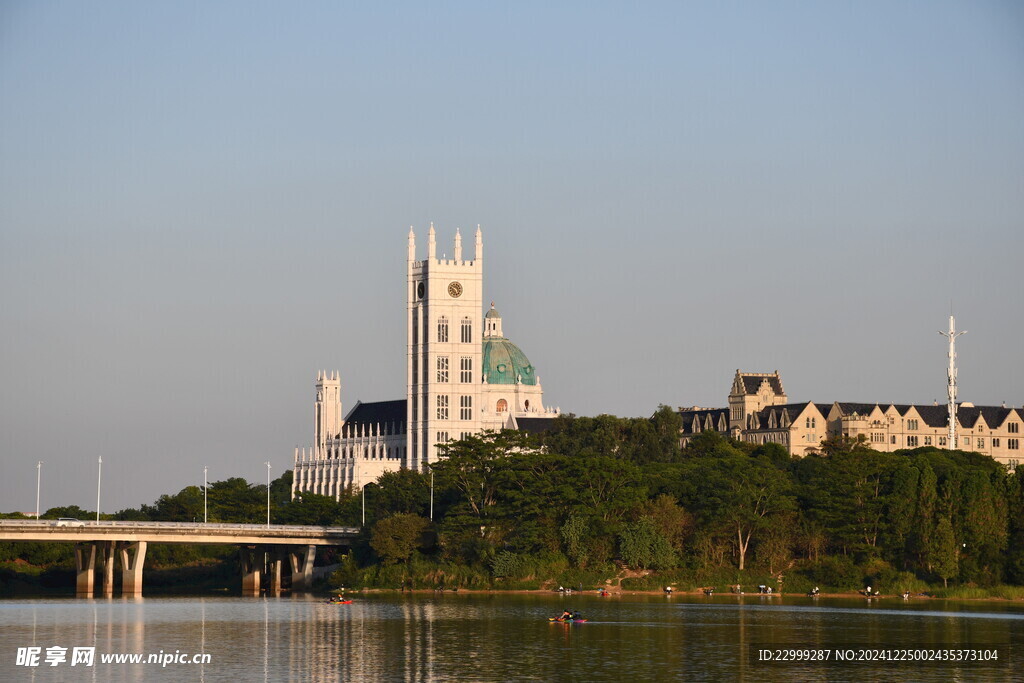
[428,223,436,260]
[408,227,416,262]
[454,227,462,261]
[475,225,483,260]
[485,302,503,337]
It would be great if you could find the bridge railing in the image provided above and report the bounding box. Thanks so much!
[0,520,360,535]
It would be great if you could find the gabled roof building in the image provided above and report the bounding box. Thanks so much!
[679,370,1022,467]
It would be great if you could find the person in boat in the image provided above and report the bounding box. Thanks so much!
[559,609,572,621]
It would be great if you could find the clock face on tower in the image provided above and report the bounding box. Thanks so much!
[448,281,463,298]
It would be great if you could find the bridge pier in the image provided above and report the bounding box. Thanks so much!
[99,541,116,597]
[289,544,316,592]
[120,541,147,597]
[269,552,283,595]
[75,543,97,597]
[240,546,262,596]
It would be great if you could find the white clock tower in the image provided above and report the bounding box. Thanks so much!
[407,224,485,471]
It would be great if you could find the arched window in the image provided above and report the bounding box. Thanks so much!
[461,318,472,343]
[524,399,531,411]
[437,316,449,342]
[496,399,508,412]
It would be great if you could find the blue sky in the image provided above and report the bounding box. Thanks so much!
[2,1,1022,512]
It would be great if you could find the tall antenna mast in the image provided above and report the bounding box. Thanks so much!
[938,315,966,450]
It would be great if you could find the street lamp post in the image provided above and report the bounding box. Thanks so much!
[265,462,271,527]
[361,484,365,527]
[35,461,43,520]
[96,456,102,522]
[204,465,208,523]
[430,470,434,521]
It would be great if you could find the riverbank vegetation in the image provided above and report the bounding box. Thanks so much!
[4,408,1024,598]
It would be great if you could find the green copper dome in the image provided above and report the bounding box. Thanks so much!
[482,337,537,385]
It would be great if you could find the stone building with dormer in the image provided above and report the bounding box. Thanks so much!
[680,370,1022,467]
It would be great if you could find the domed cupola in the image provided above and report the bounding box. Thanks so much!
[484,301,503,337]
[481,303,538,385]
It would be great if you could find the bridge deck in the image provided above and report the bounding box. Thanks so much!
[0,520,360,546]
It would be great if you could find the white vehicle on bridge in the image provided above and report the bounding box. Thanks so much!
[53,518,85,527]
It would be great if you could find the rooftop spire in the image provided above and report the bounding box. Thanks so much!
[475,224,483,260]
[428,222,436,259]
[454,227,463,261]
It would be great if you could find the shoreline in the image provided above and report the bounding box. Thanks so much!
[350,587,1024,602]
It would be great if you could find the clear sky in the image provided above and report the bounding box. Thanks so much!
[1,1,1022,513]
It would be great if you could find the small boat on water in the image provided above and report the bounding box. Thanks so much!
[548,618,587,623]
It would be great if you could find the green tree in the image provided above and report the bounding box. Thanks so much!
[375,468,431,517]
[150,486,204,522]
[207,478,265,523]
[618,516,676,570]
[639,494,692,553]
[755,515,794,575]
[931,516,959,588]
[275,491,346,526]
[433,430,538,517]
[370,513,429,565]
[908,459,938,572]
[681,454,795,571]
[560,513,591,568]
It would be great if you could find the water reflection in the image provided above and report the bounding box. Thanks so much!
[0,594,1020,681]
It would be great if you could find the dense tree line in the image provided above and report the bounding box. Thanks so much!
[5,405,1024,594]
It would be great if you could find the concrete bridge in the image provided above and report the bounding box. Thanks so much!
[0,520,359,598]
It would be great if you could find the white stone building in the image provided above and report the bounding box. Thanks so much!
[292,226,558,499]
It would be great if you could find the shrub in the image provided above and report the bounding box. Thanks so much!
[808,555,861,591]
[490,551,526,579]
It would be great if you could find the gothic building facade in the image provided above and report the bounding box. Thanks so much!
[292,226,558,499]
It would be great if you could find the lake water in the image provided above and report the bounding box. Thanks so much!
[1,592,1020,681]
